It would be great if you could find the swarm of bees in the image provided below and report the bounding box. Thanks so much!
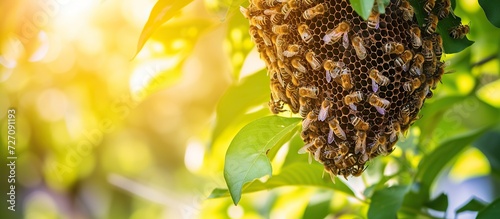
[241,0,469,180]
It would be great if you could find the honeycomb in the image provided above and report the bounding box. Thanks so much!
[241,0,447,179]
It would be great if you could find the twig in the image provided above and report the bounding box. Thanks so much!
[471,54,497,68]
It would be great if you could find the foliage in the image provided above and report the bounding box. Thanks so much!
[190,0,500,218]
[223,116,301,204]
[104,0,500,218]
[8,0,498,218]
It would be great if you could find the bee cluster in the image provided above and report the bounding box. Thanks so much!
[241,0,465,179]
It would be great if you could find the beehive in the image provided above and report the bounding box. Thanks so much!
[241,0,448,179]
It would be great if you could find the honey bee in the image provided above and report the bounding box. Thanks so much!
[303,3,327,20]
[400,104,411,125]
[299,136,325,163]
[425,14,439,35]
[389,120,402,142]
[272,69,285,87]
[343,154,357,168]
[264,0,278,8]
[250,15,268,29]
[433,34,443,60]
[323,147,338,160]
[352,165,367,177]
[449,24,470,39]
[291,58,307,73]
[367,10,380,29]
[252,0,266,9]
[272,24,289,34]
[429,65,445,89]
[263,7,279,16]
[422,40,434,62]
[354,130,367,155]
[324,60,345,82]
[328,118,346,143]
[323,21,350,47]
[298,24,313,43]
[303,0,316,6]
[318,99,331,121]
[257,29,272,46]
[338,68,353,90]
[270,81,287,102]
[279,60,293,78]
[424,0,435,15]
[282,0,300,19]
[358,152,369,164]
[283,44,300,57]
[302,110,318,131]
[383,42,404,55]
[286,84,299,112]
[294,70,305,84]
[400,1,414,21]
[350,115,369,131]
[368,93,390,115]
[438,0,452,19]
[395,50,413,71]
[265,47,276,62]
[410,25,422,49]
[351,36,367,60]
[297,141,316,163]
[270,13,284,24]
[240,6,250,19]
[305,50,322,70]
[298,97,310,117]
[299,86,319,99]
[369,134,387,157]
[249,26,259,42]
[403,77,422,94]
[268,100,285,114]
[344,91,364,111]
[369,68,389,92]
[338,141,349,155]
[410,53,425,76]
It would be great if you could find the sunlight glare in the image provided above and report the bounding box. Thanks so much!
[184,139,206,173]
[36,88,68,122]
[450,147,490,183]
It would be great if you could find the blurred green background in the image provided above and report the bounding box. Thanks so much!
[0,0,499,218]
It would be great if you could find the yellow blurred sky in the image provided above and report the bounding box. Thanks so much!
[1,0,234,217]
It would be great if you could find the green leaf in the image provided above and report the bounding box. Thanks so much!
[208,188,230,199]
[282,131,309,167]
[302,191,332,219]
[415,95,465,145]
[212,70,270,142]
[425,193,449,212]
[405,128,488,209]
[456,197,487,214]
[479,0,500,28]
[368,186,409,219]
[436,13,474,54]
[212,162,355,199]
[477,198,500,219]
[134,0,194,58]
[408,0,473,54]
[266,125,300,161]
[350,0,375,20]
[224,116,301,205]
[474,129,500,176]
[375,0,390,14]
